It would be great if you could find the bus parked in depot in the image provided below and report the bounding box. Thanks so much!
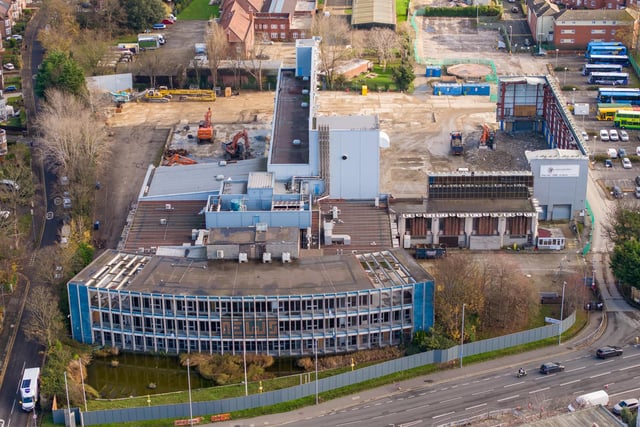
[614,110,640,129]
[588,54,630,66]
[587,72,629,85]
[597,88,640,104]
[586,45,627,58]
[597,103,637,121]
[582,63,623,76]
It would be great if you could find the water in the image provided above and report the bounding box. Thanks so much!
[86,353,214,399]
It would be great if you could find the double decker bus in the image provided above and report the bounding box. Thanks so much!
[587,72,629,85]
[588,54,630,66]
[596,103,638,120]
[598,88,640,104]
[614,110,640,129]
[582,63,623,76]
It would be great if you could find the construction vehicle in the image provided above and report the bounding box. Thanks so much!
[480,123,495,149]
[156,86,216,102]
[163,153,198,166]
[110,91,131,103]
[143,89,170,103]
[223,130,250,160]
[450,131,463,155]
[197,107,214,144]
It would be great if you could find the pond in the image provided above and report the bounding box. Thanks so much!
[86,353,214,399]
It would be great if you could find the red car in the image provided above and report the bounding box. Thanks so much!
[162,19,175,25]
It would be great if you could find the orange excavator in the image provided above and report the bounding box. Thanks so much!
[197,107,214,144]
[163,154,198,166]
[480,123,495,149]
[223,130,250,160]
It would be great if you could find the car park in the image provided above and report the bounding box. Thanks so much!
[613,398,639,415]
[152,23,166,30]
[620,130,629,142]
[3,63,14,70]
[596,345,623,359]
[610,129,619,141]
[623,157,632,169]
[607,148,618,158]
[600,129,610,141]
[539,362,565,374]
[605,159,613,168]
[618,147,627,157]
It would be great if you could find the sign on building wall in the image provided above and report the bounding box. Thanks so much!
[539,164,580,177]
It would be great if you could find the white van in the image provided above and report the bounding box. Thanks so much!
[568,390,609,412]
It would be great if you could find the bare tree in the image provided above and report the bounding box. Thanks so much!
[311,15,353,89]
[135,50,164,89]
[0,151,33,250]
[24,286,64,349]
[367,28,399,71]
[70,29,112,76]
[99,0,127,39]
[245,44,268,91]
[37,0,79,53]
[206,22,230,89]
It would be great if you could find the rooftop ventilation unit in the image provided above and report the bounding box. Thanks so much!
[301,102,309,108]
[292,139,301,145]
[262,252,272,263]
[216,250,224,259]
[160,218,167,225]
[239,252,248,263]
[282,252,291,263]
[165,203,172,210]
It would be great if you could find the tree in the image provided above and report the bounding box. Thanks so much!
[391,58,415,92]
[0,148,33,250]
[37,0,78,53]
[206,22,230,89]
[35,50,87,99]
[70,29,112,76]
[100,0,127,38]
[135,49,165,89]
[367,28,399,71]
[23,286,64,349]
[311,15,353,89]
[120,0,165,33]
[610,239,640,289]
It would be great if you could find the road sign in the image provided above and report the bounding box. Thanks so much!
[545,317,560,324]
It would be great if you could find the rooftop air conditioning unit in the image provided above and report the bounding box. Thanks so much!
[165,203,172,210]
[262,252,272,263]
[282,252,291,263]
[239,252,248,263]
[216,250,224,259]
[301,102,309,108]
[160,218,167,225]
[292,139,301,145]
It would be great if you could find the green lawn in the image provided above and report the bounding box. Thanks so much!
[178,0,219,20]
[347,64,399,92]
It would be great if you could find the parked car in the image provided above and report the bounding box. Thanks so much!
[619,147,627,157]
[623,157,632,169]
[635,175,640,186]
[523,38,531,47]
[581,131,589,141]
[607,148,618,158]
[596,345,623,359]
[636,146,640,156]
[635,187,640,198]
[610,129,619,141]
[600,129,610,142]
[511,6,519,12]
[3,63,14,70]
[4,85,17,92]
[532,49,547,57]
[162,19,175,25]
[539,362,565,374]
[613,398,639,415]
[613,186,624,199]
[620,130,630,142]
[605,159,613,168]
[152,23,166,30]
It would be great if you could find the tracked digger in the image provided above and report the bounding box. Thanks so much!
[197,107,214,144]
[223,130,250,160]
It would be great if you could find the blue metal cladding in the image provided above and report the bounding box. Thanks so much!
[425,66,442,77]
[68,282,93,344]
[462,83,491,96]
[412,280,435,331]
[433,83,463,96]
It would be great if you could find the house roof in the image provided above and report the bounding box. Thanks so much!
[351,0,396,26]
[219,1,253,44]
[555,8,636,22]
[529,0,559,18]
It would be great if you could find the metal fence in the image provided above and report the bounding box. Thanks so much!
[53,311,575,425]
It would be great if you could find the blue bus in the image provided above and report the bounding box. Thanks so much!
[588,54,630,66]
[597,88,640,104]
[587,72,629,85]
[582,63,623,76]
[587,41,625,49]
[586,46,627,58]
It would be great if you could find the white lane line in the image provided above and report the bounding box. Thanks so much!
[589,372,611,379]
[619,363,640,371]
[465,403,487,410]
[566,366,586,373]
[529,387,550,394]
[472,389,493,396]
[497,395,520,402]
[432,411,455,419]
[505,382,524,388]
[560,380,581,386]
[439,397,462,404]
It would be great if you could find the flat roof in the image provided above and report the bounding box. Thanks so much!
[271,69,310,164]
[392,198,537,216]
[316,115,379,130]
[74,249,432,296]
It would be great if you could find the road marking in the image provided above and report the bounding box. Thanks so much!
[560,380,581,386]
[566,366,586,373]
[432,411,455,419]
[610,387,640,398]
[401,421,423,427]
[529,387,550,394]
[465,403,487,410]
[497,395,520,402]
[46,211,54,220]
[472,389,493,396]
[589,372,611,379]
[623,353,640,359]
[439,397,462,404]
[505,382,524,388]
[619,363,640,371]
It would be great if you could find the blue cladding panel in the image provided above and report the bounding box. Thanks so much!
[412,280,435,331]
[68,283,93,344]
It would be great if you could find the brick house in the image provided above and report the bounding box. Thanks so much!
[219,0,257,58]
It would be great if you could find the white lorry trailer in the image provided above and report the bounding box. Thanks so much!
[20,367,40,411]
[568,389,609,412]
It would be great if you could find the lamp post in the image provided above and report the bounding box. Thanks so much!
[593,135,598,161]
[476,2,479,26]
[559,282,566,345]
[563,67,568,87]
[314,338,319,405]
[460,303,466,369]
[243,339,248,397]
[509,26,513,54]
[77,357,87,412]
[187,358,193,423]
[555,48,559,67]
[572,87,576,105]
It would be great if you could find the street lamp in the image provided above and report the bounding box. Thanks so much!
[187,358,193,423]
[509,26,513,54]
[314,338,319,405]
[243,339,248,397]
[558,282,566,345]
[555,48,559,67]
[593,136,598,161]
[563,67,568,87]
[572,87,576,105]
[460,303,466,369]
